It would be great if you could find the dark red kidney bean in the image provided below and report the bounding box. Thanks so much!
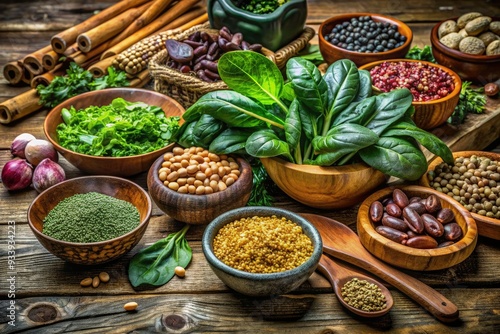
[406,235,438,249]
[200,31,214,44]
[197,70,213,82]
[193,62,202,72]
[204,69,220,80]
[193,54,207,64]
[193,44,208,57]
[375,226,408,244]
[444,223,463,241]
[165,39,194,63]
[369,201,384,223]
[225,42,242,51]
[409,196,422,204]
[218,37,229,50]
[382,215,408,232]
[249,43,262,52]
[200,59,218,73]
[393,188,409,209]
[436,208,455,224]
[406,201,427,215]
[231,32,243,45]
[208,42,218,56]
[382,197,394,206]
[438,241,455,248]
[241,40,250,50]
[425,194,442,213]
[183,39,203,48]
[421,213,444,238]
[406,230,420,238]
[189,31,201,41]
[386,203,402,218]
[403,207,424,234]
[180,65,191,73]
[219,29,232,41]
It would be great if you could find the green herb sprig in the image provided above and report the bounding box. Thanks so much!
[128,225,192,288]
[247,159,275,206]
[405,45,436,63]
[234,0,289,14]
[448,81,487,125]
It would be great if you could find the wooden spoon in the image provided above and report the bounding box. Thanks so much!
[301,213,459,323]
[318,254,394,317]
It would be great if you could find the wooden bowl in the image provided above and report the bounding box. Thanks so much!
[147,151,253,224]
[44,88,185,176]
[202,206,323,296]
[420,151,500,240]
[430,17,500,83]
[357,185,478,271]
[27,176,152,265]
[359,59,462,130]
[319,13,413,67]
[260,157,388,210]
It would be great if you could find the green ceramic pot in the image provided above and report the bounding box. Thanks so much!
[207,0,308,51]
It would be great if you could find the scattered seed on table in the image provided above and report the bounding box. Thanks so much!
[124,302,138,311]
[174,266,186,278]
[99,272,110,283]
[80,277,92,287]
[92,276,100,288]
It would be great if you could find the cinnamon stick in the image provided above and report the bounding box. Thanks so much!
[3,61,24,85]
[88,56,117,78]
[101,1,204,59]
[23,45,53,75]
[51,0,152,54]
[0,89,42,124]
[21,67,34,85]
[31,63,67,89]
[107,0,176,47]
[42,50,60,71]
[129,69,151,88]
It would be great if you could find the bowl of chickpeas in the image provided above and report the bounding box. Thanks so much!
[147,145,253,224]
[202,206,323,296]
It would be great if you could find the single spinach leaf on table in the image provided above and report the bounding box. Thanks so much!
[128,225,191,288]
[359,136,428,180]
[245,129,292,161]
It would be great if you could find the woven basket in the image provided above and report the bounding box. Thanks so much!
[149,23,315,109]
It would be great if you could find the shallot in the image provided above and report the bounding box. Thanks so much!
[32,158,65,193]
[1,159,33,191]
[10,133,36,158]
[25,139,58,166]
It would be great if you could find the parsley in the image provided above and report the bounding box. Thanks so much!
[234,0,289,14]
[37,63,129,108]
[447,81,487,125]
[247,159,275,207]
[405,45,436,63]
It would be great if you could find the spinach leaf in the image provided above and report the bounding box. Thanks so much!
[245,129,292,161]
[322,59,359,130]
[209,128,254,154]
[353,69,372,102]
[177,121,205,148]
[312,123,379,155]
[286,57,329,116]
[359,136,428,180]
[365,89,413,135]
[281,82,296,104]
[218,51,286,110]
[284,99,302,150]
[331,96,377,127]
[192,114,226,146]
[382,119,454,164]
[183,90,284,128]
[128,225,191,288]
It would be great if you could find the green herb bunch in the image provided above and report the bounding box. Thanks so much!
[177,51,453,181]
[37,62,129,108]
[447,81,486,125]
[234,0,289,14]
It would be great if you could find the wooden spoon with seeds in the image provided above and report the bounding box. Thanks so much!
[318,254,393,318]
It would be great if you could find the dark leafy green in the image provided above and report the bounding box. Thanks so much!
[247,158,275,206]
[447,81,486,125]
[128,225,191,288]
[405,45,436,63]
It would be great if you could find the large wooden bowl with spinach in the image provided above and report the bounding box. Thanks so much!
[44,88,184,176]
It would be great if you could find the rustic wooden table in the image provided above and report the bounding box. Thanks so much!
[1,1,500,333]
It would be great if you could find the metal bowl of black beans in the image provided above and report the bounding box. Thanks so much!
[319,13,413,67]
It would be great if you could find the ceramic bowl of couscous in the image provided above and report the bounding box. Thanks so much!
[202,206,323,297]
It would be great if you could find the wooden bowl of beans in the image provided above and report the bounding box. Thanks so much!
[27,176,152,265]
[359,59,462,130]
[147,145,253,224]
[357,185,478,271]
[318,13,413,67]
[420,151,500,240]
[202,206,323,296]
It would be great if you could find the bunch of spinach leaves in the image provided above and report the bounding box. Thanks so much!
[177,51,453,181]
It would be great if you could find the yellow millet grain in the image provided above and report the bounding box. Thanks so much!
[212,215,314,273]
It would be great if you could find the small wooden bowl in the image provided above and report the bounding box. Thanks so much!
[319,13,413,67]
[27,176,152,265]
[357,185,478,271]
[44,88,185,176]
[420,151,500,240]
[359,59,462,130]
[147,151,253,224]
[430,17,500,83]
[260,157,388,210]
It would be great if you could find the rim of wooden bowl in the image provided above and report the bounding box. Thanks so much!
[43,88,185,175]
[27,175,152,247]
[357,185,478,271]
[430,17,500,63]
[420,151,500,239]
[319,13,413,60]
[358,58,462,106]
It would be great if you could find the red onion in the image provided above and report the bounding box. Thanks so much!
[32,158,66,193]
[1,159,33,191]
[25,139,58,166]
[10,133,36,158]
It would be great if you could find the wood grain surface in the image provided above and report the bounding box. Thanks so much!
[1,0,500,333]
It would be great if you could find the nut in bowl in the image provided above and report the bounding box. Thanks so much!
[27,176,152,265]
[319,13,413,67]
[420,151,500,240]
[359,59,462,130]
[44,88,185,177]
[147,146,253,224]
[357,185,477,271]
[202,206,323,297]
